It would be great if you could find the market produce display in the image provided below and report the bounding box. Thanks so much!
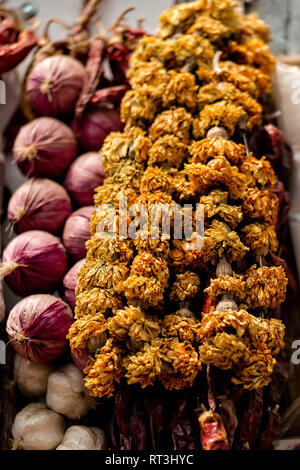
[0,0,296,452]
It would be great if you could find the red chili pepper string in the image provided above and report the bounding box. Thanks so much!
[0,29,37,74]
[237,391,264,450]
[258,406,280,450]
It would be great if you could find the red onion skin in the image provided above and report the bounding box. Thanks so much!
[13,117,77,179]
[64,152,106,206]
[26,55,85,118]
[62,207,94,261]
[74,109,122,152]
[2,230,68,297]
[63,258,85,308]
[8,178,72,235]
[6,294,73,363]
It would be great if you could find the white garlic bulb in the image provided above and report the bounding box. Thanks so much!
[46,363,95,419]
[12,402,65,450]
[56,426,107,450]
[14,353,55,397]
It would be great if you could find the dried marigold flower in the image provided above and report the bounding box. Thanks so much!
[159,339,201,390]
[240,155,275,190]
[193,100,247,138]
[242,188,279,224]
[67,312,107,358]
[199,331,250,369]
[161,314,200,343]
[186,156,247,199]
[242,222,278,255]
[75,288,123,318]
[128,58,168,89]
[149,107,193,144]
[107,305,160,343]
[170,271,201,303]
[197,82,262,130]
[204,274,245,302]
[148,134,189,168]
[84,339,123,398]
[122,275,167,308]
[121,87,161,126]
[134,231,170,257]
[104,161,144,191]
[239,12,271,43]
[76,259,129,292]
[161,34,214,69]
[187,15,230,42]
[140,167,172,195]
[171,168,196,202]
[161,70,198,109]
[93,184,138,208]
[189,137,245,165]
[86,234,134,264]
[227,38,275,76]
[158,1,205,38]
[232,347,276,390]
[200,190,243,228]
[129,36,167,68]
[215,61,271,98]
[243,265,288,310]
[123,338,166,388]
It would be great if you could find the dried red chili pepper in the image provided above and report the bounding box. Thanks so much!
[198,410,230,450]
[109,413,120,450]
[107,43,130,85]
[70,0,102,42]
[74,36,105,126]
[90,84,129,105]
[207,365,217,412]
[219,398,238,448]
[258,406,281,450]
[130,405,148,450]
[202,272,216,314]
[114,390,133,450]
[0,17,17,44]
[171,390,190,421]
[169,419,197,450]
[0,29,37,74]
[274,181,291,231]
[144,393,165,451]
[267,251,298,301]
[237,391,263,450]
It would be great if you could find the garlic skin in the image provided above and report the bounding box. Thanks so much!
[46,363,95,419]
[56,426,107,450]
[12,402,65,450]
[14,354,55,397]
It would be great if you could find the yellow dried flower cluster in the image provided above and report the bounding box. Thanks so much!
[69,0,287,397]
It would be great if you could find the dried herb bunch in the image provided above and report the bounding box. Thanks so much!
[68,0,287,416]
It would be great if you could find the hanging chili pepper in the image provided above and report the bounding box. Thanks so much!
[144,393,165,451]
[0,17,17,44]
[114,390,133,450]
[202,272,216,314]
[74,36,105,126]
[0,29,37,74]
[169,419,197,450]
[207,365,217,412]
[198,410,230,450]
[106,43,130,85]
[274,181,291,231]
[130,405,148,450]
[258,405,280,450]
[109,413,120,450]
[90,84,129,105]
[237,391,263,450]
[219,398,238,448]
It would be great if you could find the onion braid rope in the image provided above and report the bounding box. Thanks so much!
[68,0,286,398]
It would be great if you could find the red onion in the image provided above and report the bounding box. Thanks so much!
[26,55,85,118]
[63,258,85,309]
[1,231,67,296]
[8,178,72,235]
[13,117,77,179]
[62,207,94,261]
[64,152,105,206]
[74,109,122,152]
[6,294,73,363]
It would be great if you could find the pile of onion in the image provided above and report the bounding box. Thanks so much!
[1,230,67,296]
[26,55,85,118]
[63,258,85,308]
[6,294,73,363]
[62,207,94,260]
[8,178,72,234]
[64,152,105,206]
[13,117,77,179]
[74,109,122,152]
